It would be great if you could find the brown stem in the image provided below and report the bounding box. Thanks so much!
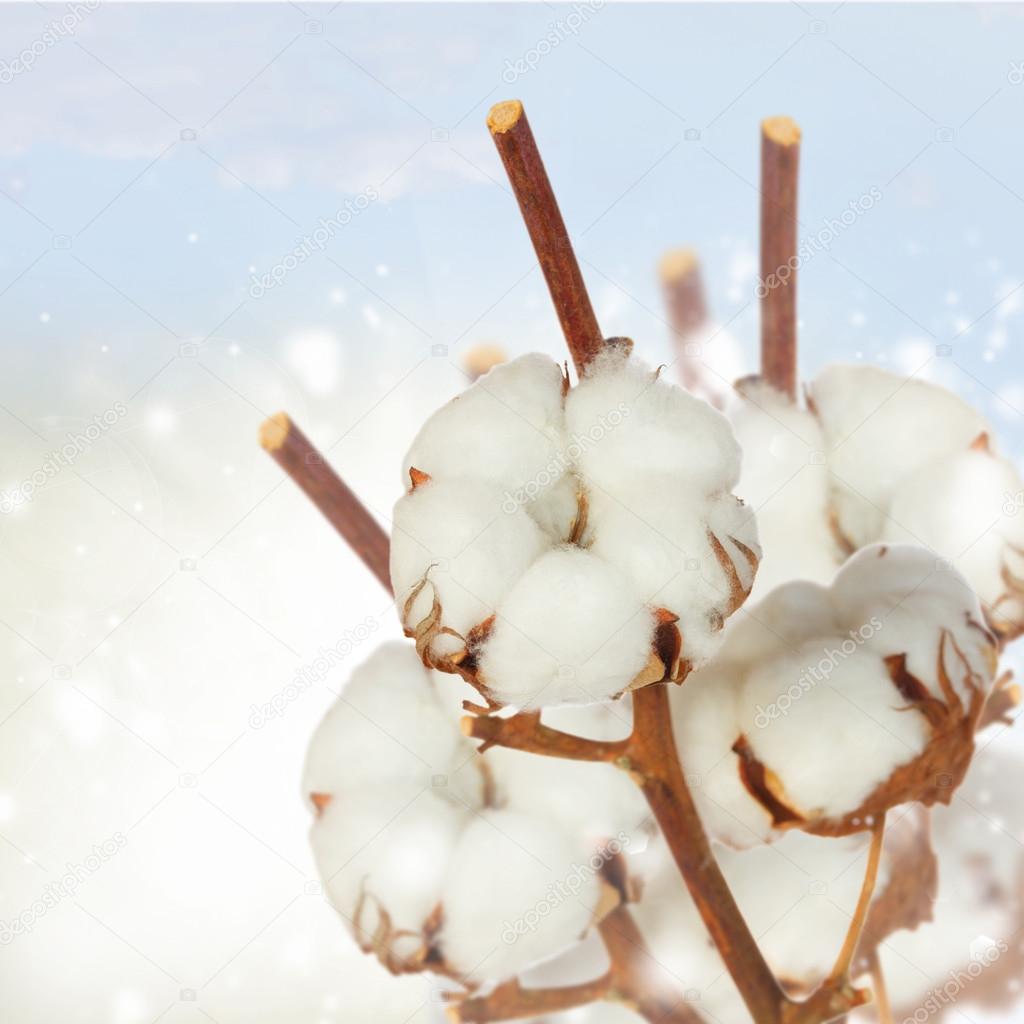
[827,814,886,985]
[463,710,631,763]
[259,413,393,594]
[867,951,894,1024]
[449,905,702,1024]
[488,100,604,376]
[660,248,708,339]
[599,905,705,1024]
[759,116,801,400]
[448,973,613,1023]
[630,685,787,1024]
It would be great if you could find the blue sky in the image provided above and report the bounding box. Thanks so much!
[2,3,1024,457]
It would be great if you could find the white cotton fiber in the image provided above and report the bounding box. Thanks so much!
[809,364,988,548]
[390,477,548,659]
[584,484,757,667]
[564,348,742,500]
[731,379,839,596]
[837,544,992,702]
[402,353,579,539]
[738,641,930,822]
[311,785,466,958]
[478,548,656,706]
[302,643,469,803]
[302,642,485,810]
[440,809,602,982]
[484,744,649,850]
[885,447,1024,636]
[671,661,776,848]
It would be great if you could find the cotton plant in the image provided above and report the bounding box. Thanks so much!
[258,103,1018,1024]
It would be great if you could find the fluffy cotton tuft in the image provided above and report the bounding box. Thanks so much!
[673,544,996,846]
[730,379,839,597]
[884,447,1024,639]
[479,548,656,706]
[439,809,603,982]
[392,348,760,709]
[302,642,483,809]
[809,364,988,549]
[565,347,741,498]
[390,477,547,662]
[402,353,578,538]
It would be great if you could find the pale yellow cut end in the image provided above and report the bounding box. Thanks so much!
[445,1008,462,1024]
[659,247,699,283]
[488,99,524,134]
[259,411,292,452]
[762,115,801,146]
[462,342,507,378]
[459,716,474,736]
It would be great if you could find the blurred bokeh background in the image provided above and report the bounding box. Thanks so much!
[3,2,1024,1021]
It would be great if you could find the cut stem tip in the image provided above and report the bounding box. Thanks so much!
[487,99,524,134]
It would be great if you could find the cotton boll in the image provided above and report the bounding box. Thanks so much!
[311,785,466,964]
[809,364,987,548]
[673,544,996,844]
[390,478,548,662]
[303,643,485,810]
[402,354,578,539]
[731,380,839,596]
[885,448,1024,640]
[565,348,741,500]
[479,548,656,707]
[441,809,603,982]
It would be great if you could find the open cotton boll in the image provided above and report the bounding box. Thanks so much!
[674,543,997,845]
[731,379,839,596]
[390,477,548,664]
[584,484,758,671]
[885,447,1024,640]
[302,642,476,805]
[809,364,988,549]
[311,785,467,967]
[564,347,741,499]
[478,548,656,707]
[401,353,579,539]
[440,809,603,982]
